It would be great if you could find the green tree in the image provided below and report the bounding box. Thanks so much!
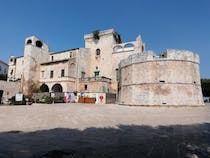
[0,74,7,81]
[201,79,210,97]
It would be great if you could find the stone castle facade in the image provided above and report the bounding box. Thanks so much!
[7,29,204,105]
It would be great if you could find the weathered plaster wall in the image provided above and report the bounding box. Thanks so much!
[79,80,111,93]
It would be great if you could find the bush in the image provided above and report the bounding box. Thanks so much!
[53,97,64,103]
[40,96,53,104]
[201,79,210,97]
[0,74,7,81]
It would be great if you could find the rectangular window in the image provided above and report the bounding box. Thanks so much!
[115,68,119,81]
[81,71,85,78]
[61,69,65,77]
[84,84,87,90]
[41,71,45,78]
[94,71,100,77]
[50,71,54,78]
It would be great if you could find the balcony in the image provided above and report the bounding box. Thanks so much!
[80,76,111,83]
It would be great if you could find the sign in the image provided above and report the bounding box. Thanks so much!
[99,95,104,101]
[15,93,23,102]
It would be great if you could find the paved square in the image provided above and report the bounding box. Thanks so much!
[0,103,210,157]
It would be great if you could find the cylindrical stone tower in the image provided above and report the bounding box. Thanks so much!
[118,50,204,106]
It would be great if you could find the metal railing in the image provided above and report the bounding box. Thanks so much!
[80,76,111,83]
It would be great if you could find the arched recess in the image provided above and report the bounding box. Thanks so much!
[113,45,123,52]
[52,83,63,92]
[26,39,32,45]
[124,43,134,48]
[40,84,49,92]
[36,40,43,48]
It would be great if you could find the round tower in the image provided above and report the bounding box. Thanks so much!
[118,50,204,106]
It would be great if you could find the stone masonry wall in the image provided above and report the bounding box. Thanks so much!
[0,81,20,102]
[119,50,204,106]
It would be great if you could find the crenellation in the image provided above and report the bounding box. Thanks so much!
[118,49,203,106]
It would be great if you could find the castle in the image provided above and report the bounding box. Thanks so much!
[7,29,204,105]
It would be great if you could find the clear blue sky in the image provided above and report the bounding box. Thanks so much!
[0,0,209,78]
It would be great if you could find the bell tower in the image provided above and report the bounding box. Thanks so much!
[22,36,50,95]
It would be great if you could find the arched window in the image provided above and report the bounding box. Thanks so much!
[124,43,134,48]
[40,84,49,92]
[36,40,43,48]
[96,48,101,56]
[142,45,144,52]
[113,45,123,52]
[10,69,13,75]
[26,39,32,45]
[52,84,63,92]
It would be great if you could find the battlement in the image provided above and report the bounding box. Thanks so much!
[84,29,115,40]
[119,49,200,68]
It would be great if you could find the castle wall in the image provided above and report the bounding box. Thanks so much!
[50,49,78,61]
[79,77,111,93]
[0,81,20,103]
[84,29,118,78]
[6,29,204,106]
[119,50,204,106]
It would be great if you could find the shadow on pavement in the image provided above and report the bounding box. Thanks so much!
[0,123,210,158]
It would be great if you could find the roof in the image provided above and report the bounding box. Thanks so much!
[0,60,8,66]
[40,59,70,65]
[16,56,24,58]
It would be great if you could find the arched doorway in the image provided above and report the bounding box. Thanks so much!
[0,90,3,104]
[52,84,63,92]
[40,84,49,92]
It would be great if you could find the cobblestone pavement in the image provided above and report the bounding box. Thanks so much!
[0,103,209,158]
